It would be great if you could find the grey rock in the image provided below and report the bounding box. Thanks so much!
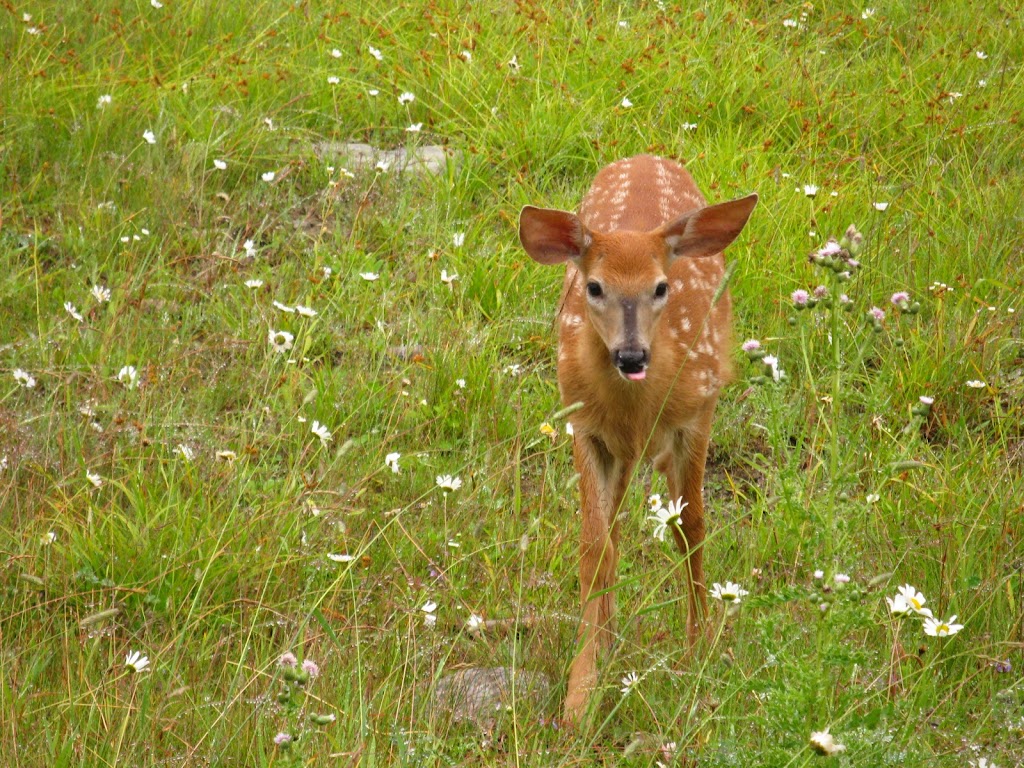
[313,142,460,175]
[431,666,552,724]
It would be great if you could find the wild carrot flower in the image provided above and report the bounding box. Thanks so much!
[367,45,382,61]
[91,284,111,303]
[452,232,466,248]
[143,130,156,144]
[466,613,484,632]
[965,380,986,389]
[359,272,379,281]
[65,302,84,322]
[385,452,401,473]
[803,184,819,197]
[214,159,227,170]
[398,91,415,105]
[86,470,103,489]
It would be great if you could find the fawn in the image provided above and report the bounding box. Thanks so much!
[518,155,757,722]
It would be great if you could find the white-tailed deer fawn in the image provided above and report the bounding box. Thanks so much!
[518,155,756,722]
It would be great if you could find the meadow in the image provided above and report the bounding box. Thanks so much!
[1,1,1022,765]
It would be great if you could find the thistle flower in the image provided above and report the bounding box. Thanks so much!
[301,659,320,678]
[279,651,298,667]
[791,289,811,308]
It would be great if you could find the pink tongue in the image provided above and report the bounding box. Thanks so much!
[626,371,647,381]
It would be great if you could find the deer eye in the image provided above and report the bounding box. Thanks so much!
[586,281,603,299]
[654,282,669,299]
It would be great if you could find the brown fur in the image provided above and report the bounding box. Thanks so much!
[518,155,756,723]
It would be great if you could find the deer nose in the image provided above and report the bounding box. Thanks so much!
[614,348,649,380]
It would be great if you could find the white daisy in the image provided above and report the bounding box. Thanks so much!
[809,729,845,756]
[117,365,138,389]
[311,421,332,447]
[13,369,36,388]
[268,329,294,354]
[923,615,963,637]
[709,581,749,604]
[125,650,150,672]
[436,474,463,493]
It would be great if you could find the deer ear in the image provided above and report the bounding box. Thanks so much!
[659,193,758,260]
[518,206,592,265]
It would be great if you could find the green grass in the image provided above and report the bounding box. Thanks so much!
[2,1,1022,765]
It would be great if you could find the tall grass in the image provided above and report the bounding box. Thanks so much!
[2,1,1022,765]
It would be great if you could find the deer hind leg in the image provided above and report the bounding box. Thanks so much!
[657,410,715,646]
[564,435,631,723]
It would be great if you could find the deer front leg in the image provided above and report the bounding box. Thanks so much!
[658,417,713,646]
[564,435,631,724]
